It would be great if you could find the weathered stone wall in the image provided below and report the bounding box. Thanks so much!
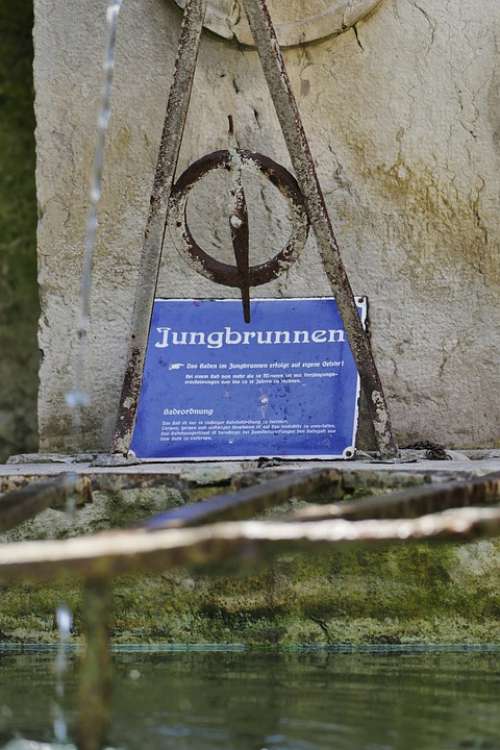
[0,0,38,461]
[34,0,500,452]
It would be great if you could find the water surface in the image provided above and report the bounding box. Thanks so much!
[1,648,499,749]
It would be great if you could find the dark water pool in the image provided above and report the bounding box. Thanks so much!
[1,647,499,749]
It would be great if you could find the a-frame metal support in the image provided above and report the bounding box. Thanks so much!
[113,0,399,459]
[113,0,207,454]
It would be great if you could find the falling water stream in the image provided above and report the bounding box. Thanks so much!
[52,606,73,745]
[1,3,127,749]
[65,0,124,432]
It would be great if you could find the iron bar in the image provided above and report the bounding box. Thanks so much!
[113,0,207,454]
[291,471,500,522]
[241,0,398,459]
[0,474,92,532]
[1,505,500,583]
[169,149,309,287]
[146,468,341,529]
[228,115,251,322]
[0,470,186,496]
[76,579,112,750]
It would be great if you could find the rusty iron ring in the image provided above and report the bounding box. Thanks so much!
[169,149,310,288]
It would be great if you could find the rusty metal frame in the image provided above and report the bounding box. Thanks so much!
[169,149,309,290]
[241,0,397,458]
[1,468,498,570]
[145,467,340,528]
[3,468,498,539]
[0,469,499,583]
[112,0,207,454]
[113,0,398,459]
[292,471,500,521]
[0,474,93,532]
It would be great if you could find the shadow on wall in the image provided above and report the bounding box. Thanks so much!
[0,0,39,461]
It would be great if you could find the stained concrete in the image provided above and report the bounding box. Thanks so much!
[34,0,500,452]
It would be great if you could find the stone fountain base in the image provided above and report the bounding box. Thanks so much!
[0,453,499,647]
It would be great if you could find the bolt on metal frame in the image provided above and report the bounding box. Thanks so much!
[112,0,398,459]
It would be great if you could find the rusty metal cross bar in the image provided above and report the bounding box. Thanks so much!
[0,470,499,583]
[113,0,398,458]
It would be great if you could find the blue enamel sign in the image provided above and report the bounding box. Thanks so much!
[130,297,367,461]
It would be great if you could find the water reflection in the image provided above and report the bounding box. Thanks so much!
[1,650,500,750]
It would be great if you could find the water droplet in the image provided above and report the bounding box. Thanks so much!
[53,710,68,743]
[65,390,91,409]
[90,186,101,203]
[56,605,73,638]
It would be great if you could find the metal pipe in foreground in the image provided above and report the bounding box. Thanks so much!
[76,578,112,750]
[0,474,92,532]
[1,504,500,584]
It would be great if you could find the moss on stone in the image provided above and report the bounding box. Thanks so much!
[0,0,39,461]
[1,538,499,646]
[1,477,498,646]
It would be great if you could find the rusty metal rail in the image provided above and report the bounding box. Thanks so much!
[0,469,498,583]
[0,470,195,532]
[292,472,500,522]
[1,504,500,585]
[112,0,207,454]
[0,469,186,496]
[0,474,92,532]
[145,467,340,528]
[113,0,398,459]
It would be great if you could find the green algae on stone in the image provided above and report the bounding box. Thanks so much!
[1,540,499,646]
[0,477,497,646]
[0,0,39,461]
